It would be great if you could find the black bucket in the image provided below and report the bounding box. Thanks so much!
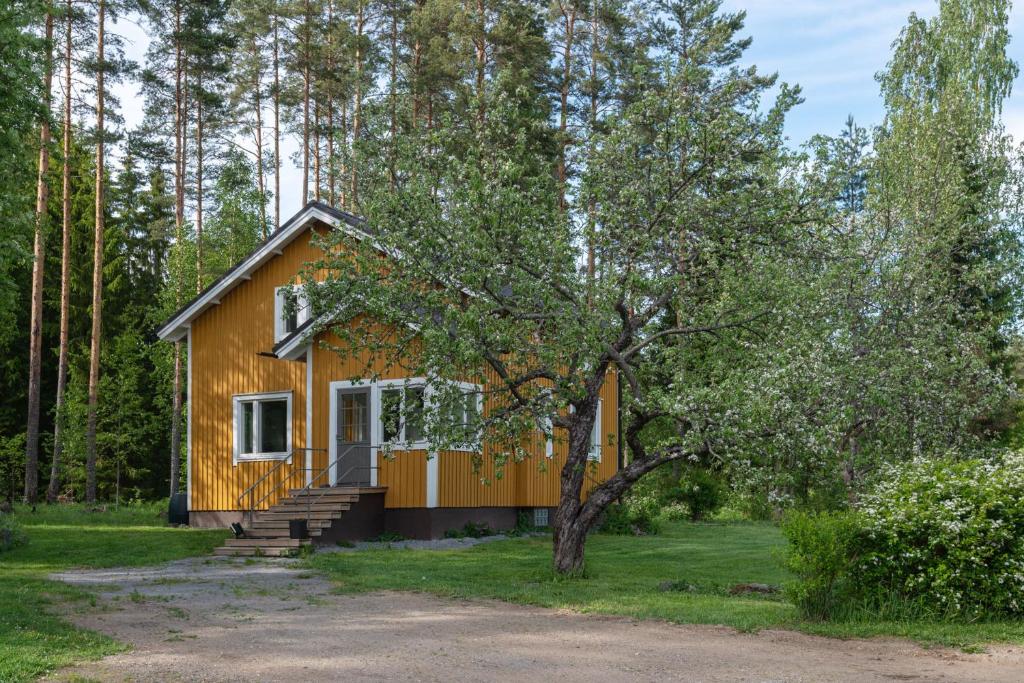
[289,519,308,540]
[168,493,189,526]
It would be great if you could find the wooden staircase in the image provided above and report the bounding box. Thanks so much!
[214,487,378,557]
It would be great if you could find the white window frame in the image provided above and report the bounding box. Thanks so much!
[274,285,311,342]
[589,399,603,462]
[443,381,484,453]
[375,379,430,450]
[233,391,293,464]
[567,400,603,462]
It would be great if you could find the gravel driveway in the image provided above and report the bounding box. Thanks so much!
[45,555,1024,683]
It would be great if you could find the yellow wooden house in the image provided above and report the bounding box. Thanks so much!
[158,202,619,551]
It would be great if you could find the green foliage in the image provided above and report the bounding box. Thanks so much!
[781,510,864,620]
[667,469,726,522]
[444,521,495,539]
[856,454,1024,619]
[782,453,1024,622]
[0,513,27,552]
[598,498,661,536]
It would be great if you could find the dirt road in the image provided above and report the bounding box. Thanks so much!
[46,556,1024,682]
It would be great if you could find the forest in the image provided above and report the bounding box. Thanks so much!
[1,0,1022,536]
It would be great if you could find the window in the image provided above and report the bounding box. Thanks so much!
[440,384,482,449]
[274,286,310,342]
[234,392,292,461]
[589,399,603,462]
[378,385,426,446]
[567,400,603,461]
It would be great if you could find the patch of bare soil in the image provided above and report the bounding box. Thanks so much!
[45,556,1024,683]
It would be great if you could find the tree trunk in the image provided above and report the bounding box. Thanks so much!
[550,400,600,575]
[170,341,183,494]
[48,0,73,504]
[411,0,423,127]
[474,0,486,128]
[388,4,397,190]
[351,2,363,209]
[169,0,185,497]
[302,0,310,203]
[556,3,576,211]
[252,35,267,237]
[195,91,204,292]
[326,0,335,205]
[85,0,106,504]
[26,9,54,505]
[585,1,599,283]
[273,7,281,227]
[314,99,321,201]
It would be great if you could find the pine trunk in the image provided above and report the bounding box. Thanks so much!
[195,92,204,292]
[557,4,576,212]
[85,0,106,504]
[252,35,267,237]
[48,0,73,504]
[314,100,321,201]
[351,3,363,209]
[168,0,185,497]
[302,0,310,203]
[273,8,281,227]
[170,341,183,495]
[26,9,54,505]
[388,6,397,189]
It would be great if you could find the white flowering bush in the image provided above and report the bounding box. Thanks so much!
[783,453,1024,620]
[855,454,1024,619]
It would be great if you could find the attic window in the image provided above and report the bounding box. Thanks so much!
[274,286,310,342]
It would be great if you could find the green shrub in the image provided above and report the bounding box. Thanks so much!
[598,500,661,535]
[782,454,1024,621]
[668,469,726,521]
[0,513,27,552]
[855,454,1024,619]
[781,510,863,620]
[444,521,494,539]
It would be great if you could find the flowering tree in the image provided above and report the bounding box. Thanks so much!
[311,2,810,574]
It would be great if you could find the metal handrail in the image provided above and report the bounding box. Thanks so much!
[237,447,329,524]
[237,444,380,528]
[298,444,378,525]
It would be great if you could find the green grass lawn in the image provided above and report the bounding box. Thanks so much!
[309,520,1024,649]
[0,502,228,683]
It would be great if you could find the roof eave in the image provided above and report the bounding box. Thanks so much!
[156,203,356,342]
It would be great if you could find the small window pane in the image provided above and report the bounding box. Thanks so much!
[405,388,425,442]
[241,402,255,454]
[260,399,288,453]
[380,389,402,442]
[463,390,479,428]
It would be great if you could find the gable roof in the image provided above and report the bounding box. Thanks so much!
[156,201,368,342]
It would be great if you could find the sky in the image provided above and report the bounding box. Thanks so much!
[110,0,1024,223]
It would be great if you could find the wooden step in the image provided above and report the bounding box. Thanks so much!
[224,537,302,548]
[258,511,344,522]
[267,502,352,513]
[213,544,307,557]
[282,496,358,507]
[242,527,324,538]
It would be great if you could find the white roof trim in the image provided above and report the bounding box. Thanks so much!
[157,204,357,342]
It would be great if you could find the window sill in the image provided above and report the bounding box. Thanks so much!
[236,452,291,464]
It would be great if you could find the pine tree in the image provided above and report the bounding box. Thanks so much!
[25,6,55,505]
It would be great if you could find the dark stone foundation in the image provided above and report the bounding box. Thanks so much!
[191,501,552,540]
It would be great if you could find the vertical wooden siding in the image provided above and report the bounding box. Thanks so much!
[190,225,328,511]
[310,330,428,508]
[191,221,620,511]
